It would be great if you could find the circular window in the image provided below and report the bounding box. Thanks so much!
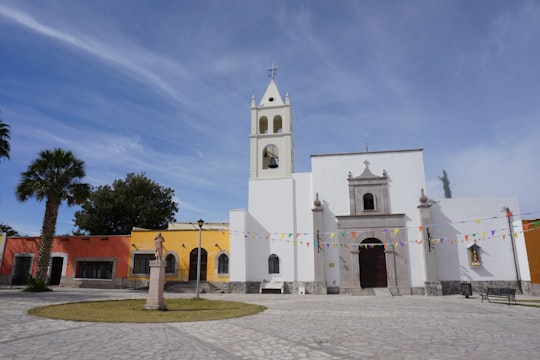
[268,97,274,102]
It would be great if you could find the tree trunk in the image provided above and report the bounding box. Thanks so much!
[35,197,60,283]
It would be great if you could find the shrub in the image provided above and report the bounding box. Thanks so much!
[23,276,52,292]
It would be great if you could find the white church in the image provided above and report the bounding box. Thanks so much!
[229,75,531,295]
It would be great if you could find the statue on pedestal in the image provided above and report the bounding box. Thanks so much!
[154,232,165,261]
[144,232,167,310]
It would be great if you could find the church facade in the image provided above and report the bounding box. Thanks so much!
[229,77,531,295]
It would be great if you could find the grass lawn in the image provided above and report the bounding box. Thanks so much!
[28,298,267,323]
[516,299,540,308]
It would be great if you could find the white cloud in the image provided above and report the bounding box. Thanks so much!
[435,124,540,217]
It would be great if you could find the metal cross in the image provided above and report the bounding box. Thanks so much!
[268,63,278,79]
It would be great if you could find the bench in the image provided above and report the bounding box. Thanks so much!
[259,281,284,294]
[481,287,516,305]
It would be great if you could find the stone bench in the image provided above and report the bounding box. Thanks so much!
[481,287,516,305]
[259,281,284,294]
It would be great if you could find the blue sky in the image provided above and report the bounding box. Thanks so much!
[1,1,539,236]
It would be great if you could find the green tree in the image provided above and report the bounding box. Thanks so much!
[0,223,19,237]
[16,148,90,283]
[438,169,452,199]
[0,113,10,161]
[73,172,178,235]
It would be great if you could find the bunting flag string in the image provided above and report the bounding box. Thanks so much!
[229,210,540,244]
[229,217,540,249]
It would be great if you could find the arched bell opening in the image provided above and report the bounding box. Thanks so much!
[263,144,279,169]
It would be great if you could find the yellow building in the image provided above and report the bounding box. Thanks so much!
[128,223,230,290]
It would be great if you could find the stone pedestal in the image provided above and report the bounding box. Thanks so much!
[143,260,167,310]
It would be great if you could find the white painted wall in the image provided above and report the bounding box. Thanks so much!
[0,233,6,273]
[431,197,530,282]
[246,178,297,281]
[292,172,315,281]
[229,209,247,282]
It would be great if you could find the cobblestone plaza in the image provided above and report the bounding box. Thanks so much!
[0,288,539,359]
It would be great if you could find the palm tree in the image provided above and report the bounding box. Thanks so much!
[0,115,10,161]
[0,223,19,237]
[16,148,90,283]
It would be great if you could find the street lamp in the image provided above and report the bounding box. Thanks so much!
[196,219,204,299]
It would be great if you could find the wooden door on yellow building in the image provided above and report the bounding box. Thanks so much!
[189,248,207,281]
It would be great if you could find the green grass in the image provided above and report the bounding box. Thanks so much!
[28,298,267,323]
[516,299,540,308]
[485,299,540,308]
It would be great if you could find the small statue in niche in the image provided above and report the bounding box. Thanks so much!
[154,232,165,261]
[470,246,482,266]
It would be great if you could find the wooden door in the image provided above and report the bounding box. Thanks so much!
[12,256,32,285]
[189,248,207,281]
[49,257,63,285]
[359,239,388,288]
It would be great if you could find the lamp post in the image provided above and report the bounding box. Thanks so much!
[504,207,522,293]
[196,219,204,299]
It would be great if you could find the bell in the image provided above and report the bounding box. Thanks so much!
[268,156,279,168]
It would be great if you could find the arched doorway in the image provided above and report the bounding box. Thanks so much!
[189,248,207,281]
[359,238,387,288]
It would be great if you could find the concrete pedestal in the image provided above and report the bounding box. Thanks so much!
[143,260,167,310]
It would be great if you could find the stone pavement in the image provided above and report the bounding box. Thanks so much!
[0,288,539,359]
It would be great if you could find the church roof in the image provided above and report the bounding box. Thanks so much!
[259,79,284,106]
[310,148,423,158]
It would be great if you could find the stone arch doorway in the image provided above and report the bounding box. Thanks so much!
[359,238,388,288]
[189,248,207,281]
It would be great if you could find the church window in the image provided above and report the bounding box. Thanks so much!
[363,193,375,210]
[263,144,279,169]
[218,253,229,274]
[165,254,176,274]
[273,115,283,133]
[268,254,280,274]
[259,116,268,134]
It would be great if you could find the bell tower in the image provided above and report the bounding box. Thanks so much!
[250,65,294,179]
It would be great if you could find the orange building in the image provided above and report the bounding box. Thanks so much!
[524,219,540,295]
[0,234,131,288]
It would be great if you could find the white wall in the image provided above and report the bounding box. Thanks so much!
[0,233,6,273]
[229,210,247,282]
[431,197,530,282]
[247,178,297,281]
[292,172,315,281]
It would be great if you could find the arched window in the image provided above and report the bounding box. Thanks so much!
[363,193,375,210]
[273,115,283,133]
[165,254,176,273]
[263,144,279,169]
[268,254,280,274]
[218,254,229,274]
[259,116,268,134]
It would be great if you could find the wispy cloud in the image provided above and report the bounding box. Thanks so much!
[0,4,192,104]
